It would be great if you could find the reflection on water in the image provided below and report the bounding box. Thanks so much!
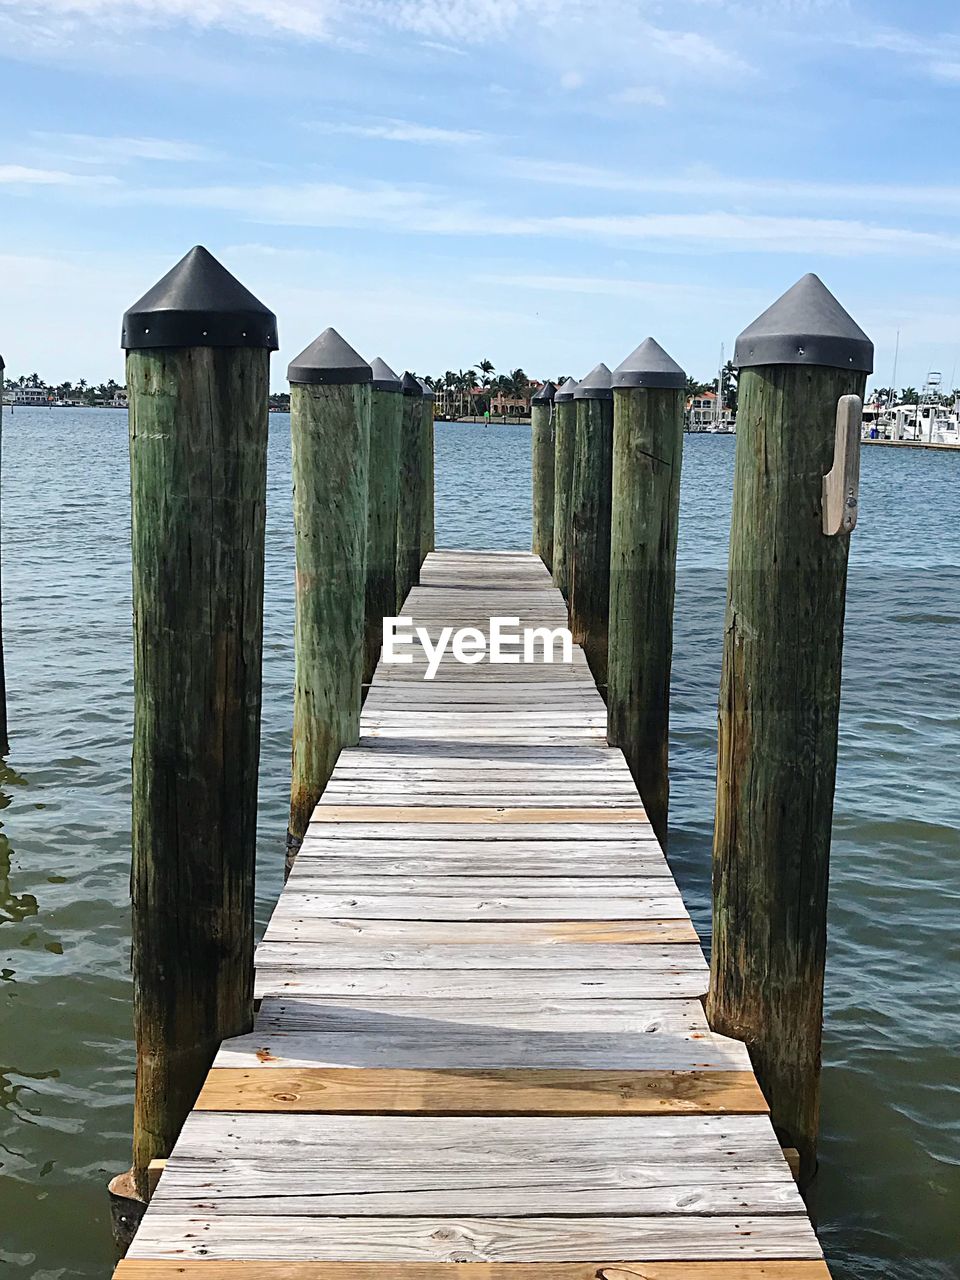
[0,411,957,1278]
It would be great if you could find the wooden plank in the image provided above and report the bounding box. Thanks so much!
[252,996,712,1034]
[309,808,648,823]
[195,1069,768,1115]
[151,1175,799,1217]
[317,793,647,803]
[176,1111,781,1150]
[257,920,693,945]
[253,970,708,1000]
[305,823,661,842]
[126,1215,821,1262]
[279,876,683,901]
[289,856,677,880]
[173,1110,782,1153]
[254,939,706,971]
[269,897,686,923]
[213,1029,751,1071]
[118,1263,832,1279]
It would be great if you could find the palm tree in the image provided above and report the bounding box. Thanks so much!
[442,370,457,419]
[900,386,919,405]
[719,360,738,413]
[506,368,530,415]
[456,368,478,419]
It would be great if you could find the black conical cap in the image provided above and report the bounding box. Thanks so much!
[370,357,401,393]
[287,328,371,386]
[574,362,613,401]
[733,273,873,372]
[554,376,579,402]
[613,337,684,389]
[401,372,421,397]
[418,377,435,401]
[122,245,277,351]
[532,380,557,403]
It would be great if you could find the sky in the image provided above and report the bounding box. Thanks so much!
[1,0,958,391]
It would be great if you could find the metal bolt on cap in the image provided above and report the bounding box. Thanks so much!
[287,328,372,386]
[733,273,874,373]
[612,338,685,390]
[531,380,557,403]
[574,362,613,401]
[400,372,422,397]
[369,357,402,393]
[554,377,579,403]
[121,245,278,351]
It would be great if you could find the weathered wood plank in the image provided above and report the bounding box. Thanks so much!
[252,996,711,1034]
[258,920,692,945]
[309,807,648,823]
[270,897,686,923]
[127,1214,821,1262]
[305,823,661,842]
[195,1068,768,1115]
[253,969,708,1000]
[213,1029,751,1072]
[255,939,706,971]
[151,1176,800,1217]
[289,854,676,879]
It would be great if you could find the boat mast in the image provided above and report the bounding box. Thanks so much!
[715,342,724,428]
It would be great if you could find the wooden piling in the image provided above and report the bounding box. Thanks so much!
[288,329,371,850]
[530,380,557,571]
[606,339,685,847]
[706,274,873,1188]
[120,245,276,1202]
[551,377,579,600]
[396,372,424,605]
[363,358,402,687]
[569,363,614,693]
[0,353,7,755]
[419,379,436,563]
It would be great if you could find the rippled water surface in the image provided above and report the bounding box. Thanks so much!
[1,410,957,1277]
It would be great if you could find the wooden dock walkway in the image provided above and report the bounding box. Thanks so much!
[118,550,828,1278]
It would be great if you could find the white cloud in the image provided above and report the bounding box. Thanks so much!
[0,164,118,186]
[0,0,335,40]
[612,85,667,107]
[30,132,212,163]
[559,70,584,91]
[310,117,491,145]
[505,156,960,213]
[115,177,960,256]
[843,24,960,83]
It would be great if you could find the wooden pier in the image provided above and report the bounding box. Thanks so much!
[116,549,827,1277]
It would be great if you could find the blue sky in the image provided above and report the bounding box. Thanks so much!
[1,0,958,391]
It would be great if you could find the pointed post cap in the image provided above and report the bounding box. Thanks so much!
[574,362,613,401]
[287,327,372,386]
[122,245,277,351]
[555,377,579,402]
[370,357,401,393]
[531,380,557,403]
[401,372,422,397]
[733,274,873,372]
[418,377,435,401]
[613,338,685,389]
